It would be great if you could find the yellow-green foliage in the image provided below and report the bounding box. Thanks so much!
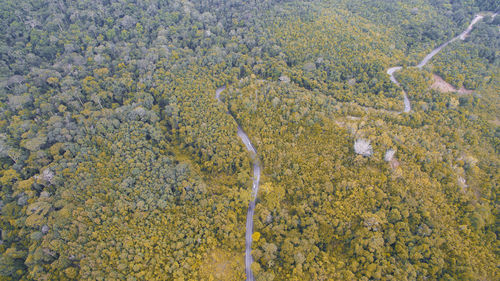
[396,67,433,100]
[0,0,497,280]
[225,77,498,280]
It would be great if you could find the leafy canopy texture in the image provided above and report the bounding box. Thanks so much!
[0,0,498,280]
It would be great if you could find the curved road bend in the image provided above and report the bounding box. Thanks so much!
[213,12,493,281]
[387,14,487,112]
[215,86,259,281]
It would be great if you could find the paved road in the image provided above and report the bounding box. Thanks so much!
[216,86,259,281]
[213,12,493,280]
[387,66,411,113]
[387,14,487,112]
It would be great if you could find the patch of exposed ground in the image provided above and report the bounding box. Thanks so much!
[431,74,475,94]
[431,74,456,92]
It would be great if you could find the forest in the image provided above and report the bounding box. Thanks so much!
[0,0,498,280]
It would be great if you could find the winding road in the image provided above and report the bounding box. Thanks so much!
[387,66,411,113]
[387,13,490,112]
[216,86,259,281]
[212,12,495,281]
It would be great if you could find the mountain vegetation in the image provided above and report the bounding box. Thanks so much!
[0,0,498,280]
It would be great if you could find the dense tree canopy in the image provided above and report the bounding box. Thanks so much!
[0,0,498,280]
